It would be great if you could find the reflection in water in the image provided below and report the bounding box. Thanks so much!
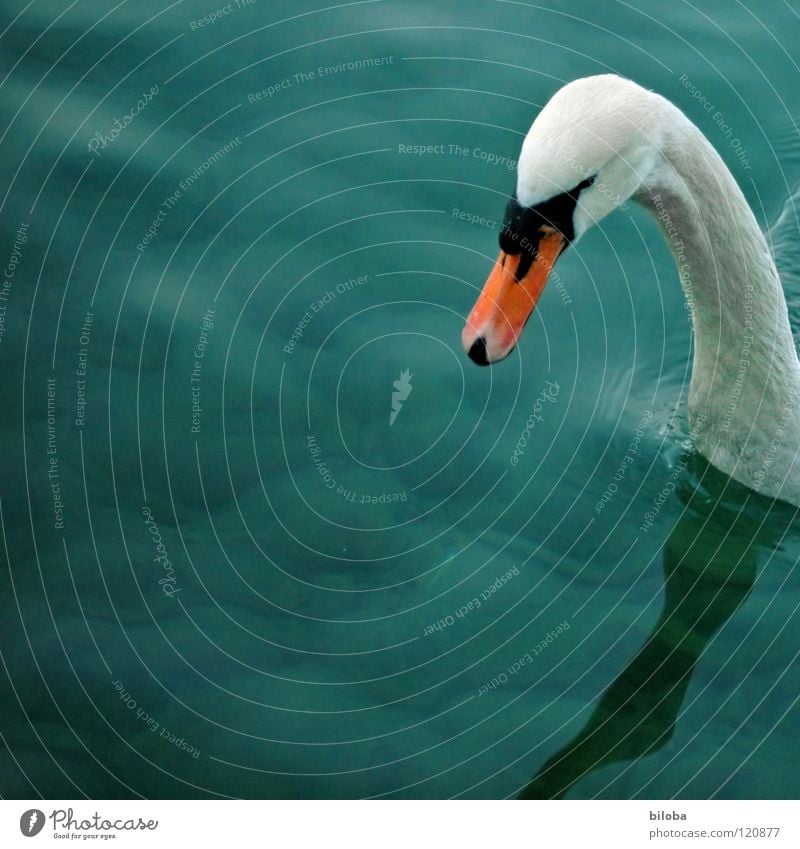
[519,455,797,799]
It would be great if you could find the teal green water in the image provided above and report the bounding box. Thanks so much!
[1,0,800,799]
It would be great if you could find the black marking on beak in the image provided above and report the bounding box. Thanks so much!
[468,336,490,366]
[498,175,595,280]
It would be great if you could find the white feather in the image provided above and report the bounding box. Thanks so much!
[518,75,800,505]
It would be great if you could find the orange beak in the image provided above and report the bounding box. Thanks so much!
[462,231,565,364]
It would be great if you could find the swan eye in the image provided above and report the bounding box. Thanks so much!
[573,175,596,194]
[499,175,596,271]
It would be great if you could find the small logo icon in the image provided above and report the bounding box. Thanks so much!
[389,368,413,426]
[20,809,45,837]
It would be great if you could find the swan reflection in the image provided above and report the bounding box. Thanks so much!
[519,455,797,799]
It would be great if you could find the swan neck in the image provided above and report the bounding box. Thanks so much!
[636,108,800,501]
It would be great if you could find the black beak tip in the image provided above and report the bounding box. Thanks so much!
[468,337,490,366]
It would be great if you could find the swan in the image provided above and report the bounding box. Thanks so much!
[462,74,800,506]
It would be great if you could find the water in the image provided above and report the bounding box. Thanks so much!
[1,0,799,799]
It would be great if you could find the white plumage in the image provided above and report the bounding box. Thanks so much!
[472,75,800,505]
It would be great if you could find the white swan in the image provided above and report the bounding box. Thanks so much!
[462,74,800,506]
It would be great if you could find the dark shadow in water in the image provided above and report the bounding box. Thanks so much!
[519,454,798,799]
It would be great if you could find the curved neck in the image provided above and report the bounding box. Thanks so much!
[635,104,800,500]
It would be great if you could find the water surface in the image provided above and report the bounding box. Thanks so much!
[1,0,799,799]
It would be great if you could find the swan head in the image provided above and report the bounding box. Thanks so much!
[462,74,662,365]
